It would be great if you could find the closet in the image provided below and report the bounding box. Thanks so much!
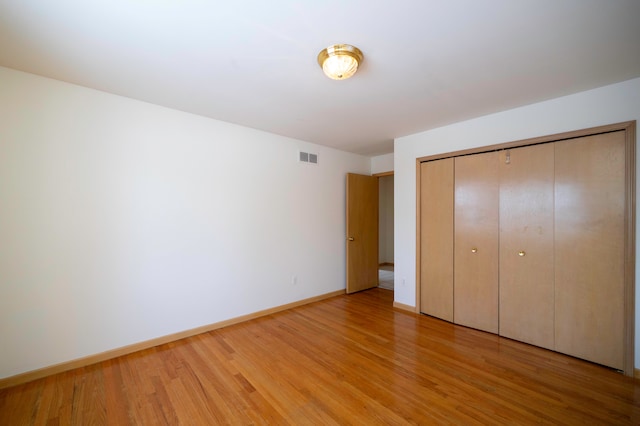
[418,122,634,375]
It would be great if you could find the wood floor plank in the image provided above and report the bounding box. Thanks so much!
[1,288,639,425]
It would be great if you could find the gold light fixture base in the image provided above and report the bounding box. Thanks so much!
[317,44,363,80]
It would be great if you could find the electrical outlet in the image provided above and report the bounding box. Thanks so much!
[402,278,406,286]
[292,275,297,285]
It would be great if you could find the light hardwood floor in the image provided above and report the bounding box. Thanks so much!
[1,288,639,425]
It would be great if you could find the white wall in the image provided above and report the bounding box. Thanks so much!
[378,175,394,264]
[371,153,394,174]
[0,66,370,379]
[394,77,640,368]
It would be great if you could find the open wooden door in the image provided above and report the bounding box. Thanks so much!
[346,173,378,294]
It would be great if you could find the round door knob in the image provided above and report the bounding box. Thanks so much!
[348,237,355,241]
[518,250,526,257]
[471,248,478,253]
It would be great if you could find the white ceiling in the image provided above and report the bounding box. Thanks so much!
[1,1,639,156]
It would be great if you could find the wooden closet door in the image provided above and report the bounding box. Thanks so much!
[499,144,555,350]
[454,151,499,333]
[420,159,454,321]
[555,131,625,370]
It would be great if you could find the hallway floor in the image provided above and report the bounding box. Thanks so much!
[378,265,394,290]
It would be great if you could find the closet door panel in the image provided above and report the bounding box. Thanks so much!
[420,159,454,321]
[499,144,555,350]
[454,152,499,333]
[555,131,625,370]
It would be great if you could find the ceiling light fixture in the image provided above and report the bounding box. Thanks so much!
[317,44,363,80]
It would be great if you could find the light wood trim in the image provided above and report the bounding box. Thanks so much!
[623,121,636,377]
[393,300,418,313]
[416,121,636,163]
[415,158,422,317]
[635,369,640,380]
[373,171,394,177]
[0,290,345,390]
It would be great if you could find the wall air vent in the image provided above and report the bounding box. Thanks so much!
[299,151,318,165]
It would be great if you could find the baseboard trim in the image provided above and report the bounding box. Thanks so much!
[393,301,417,314]
[379,262,394,267]
[635,368,640,380]
[0,289,345,390]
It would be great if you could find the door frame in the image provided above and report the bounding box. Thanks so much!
[415,121,636,377]
[374,171,394,274]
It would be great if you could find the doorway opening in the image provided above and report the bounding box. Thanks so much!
[377,173,394,291]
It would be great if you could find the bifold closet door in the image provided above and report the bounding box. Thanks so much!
[554,131,626,370]
[454,151,499,334]
[499,144,555,350]
[420,159,454,321]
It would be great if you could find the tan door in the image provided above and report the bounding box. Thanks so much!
[499,144,555,350]
[346,173,379,294]
[420,158,454,321]
[454,151,500,333]
[554,131,626,370]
